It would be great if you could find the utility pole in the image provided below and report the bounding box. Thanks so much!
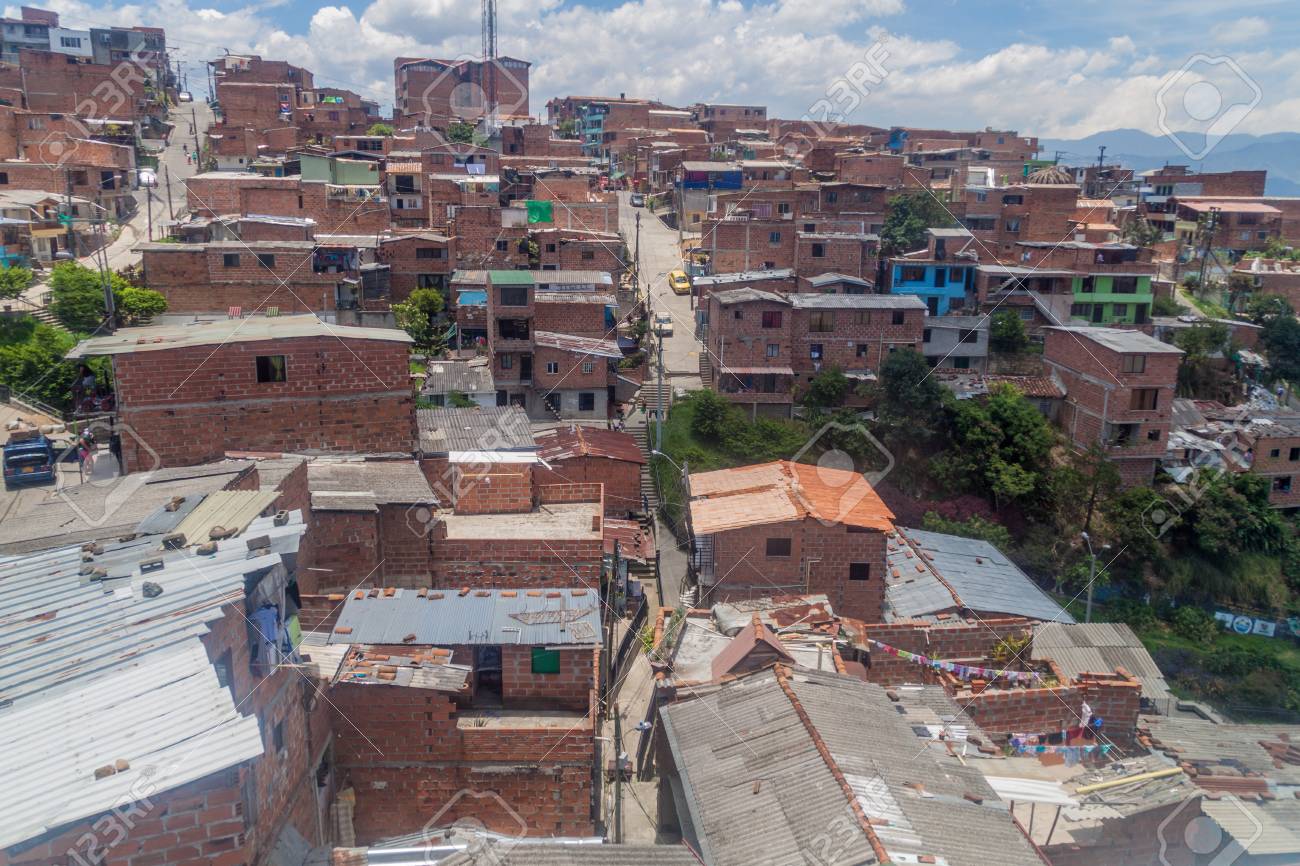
[612,703,623,844]
[633,210,641,292]
[163,165,174,221]
[1096,145,1106,170]
[1196,207,1220,293]
[191,106,200,166]
[145,186,153,241]
[655,319,664,452]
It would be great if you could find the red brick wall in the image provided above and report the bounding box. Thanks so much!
[452,463,535,514]
[328,683,593,843]
[789,305,923,373]
[110,336,414,471]
[707,219,796,272]
[534,455,641,517]
[298,510,379,593]
[961,670,1140,744]
[533,297,609,337]
[794,235,877,279]
[140,245,338,314]
[429,535,603,588]
[861,619,1033,686]
[14,49,153,119]
[706,518,887,621]
[501,645,597,710]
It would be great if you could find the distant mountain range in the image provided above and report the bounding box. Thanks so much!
[1038,129,1300,196]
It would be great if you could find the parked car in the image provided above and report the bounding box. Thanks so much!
[3,431,56,488]
[669,270,692,295]
[654,313,674,337]
[630,192,645,207]
[178,91,193,103]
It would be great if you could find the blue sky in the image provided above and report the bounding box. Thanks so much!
[25,0,1300,137]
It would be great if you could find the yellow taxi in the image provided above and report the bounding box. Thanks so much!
[668,270,692,295]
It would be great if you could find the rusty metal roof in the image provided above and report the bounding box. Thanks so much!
[534,425,645,464]
[689,460,894,535]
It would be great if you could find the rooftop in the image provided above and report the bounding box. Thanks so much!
[689,460,894,535]
[1031,622,1171,707]
[789,293,926,310]
[886,527,1073,623]
[534,424,645,464]
[416,406,536,455]
[330,587,602,646]
[660,667,1043,866]
[308,459,436,511]
[1046,326,1185,355]
[68,314,411,357]
[439,501,603,541]
[533,330,624,358]
[332,646,471,692]
[710,286,788,306]
[804,272,874,289]
[420,357,495,397]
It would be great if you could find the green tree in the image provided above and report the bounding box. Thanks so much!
[366,122,395,136]
[989,310,1028,354]
[0,265,33,301]
[1244,294,1294,325]
[1260,312,1300,384]
[446,121,476,144]
[555,118,577,138]
[47,261,165,333]
[447,390,476,408]
[1173,321,1232,397]
[392,287,445,349]
[689,389,732,440]
[880,191,955,256]
[920,511,1013,550]
[932,383,1054,507]
[1151,296,1182,317]
[803,366,851,408]
[1121,217,1163,248]
[876,348,945,430]
[0,317,83,409]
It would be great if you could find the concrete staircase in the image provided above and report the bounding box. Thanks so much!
[628,420,659,515]
[699,352,713,389]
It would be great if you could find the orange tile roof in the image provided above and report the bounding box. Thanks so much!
[688,460,894,534]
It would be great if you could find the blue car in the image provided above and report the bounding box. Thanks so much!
[3,433,57,488]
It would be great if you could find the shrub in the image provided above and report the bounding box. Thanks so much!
[689,390,731,441]
[1171,606,1219,644]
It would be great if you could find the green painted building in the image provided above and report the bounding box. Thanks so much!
[298,152,382,186]
[1069,273,1154,325]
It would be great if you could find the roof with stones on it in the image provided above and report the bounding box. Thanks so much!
[688,460,894,535]
[307,459,436,512]
[534,425,646,464]
[331,645,471,692]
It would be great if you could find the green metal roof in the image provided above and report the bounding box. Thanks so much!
[487,270,536,285]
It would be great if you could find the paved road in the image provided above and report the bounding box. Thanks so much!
[618,192,702,379]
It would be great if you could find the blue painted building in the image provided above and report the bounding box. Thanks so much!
[889,260,976,315]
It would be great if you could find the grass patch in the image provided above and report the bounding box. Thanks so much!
[1186,293,1231,320]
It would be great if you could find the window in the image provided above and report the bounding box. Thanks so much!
[531,647,561,674]
[934,268,946,288]
[853,311,870,324]
[546,361,559,374]
[849,563,871,581]
[891,310,905,325]
[777,202,791,214]
[809,343,823,360]
[213,649,233,696]
[1269,448,1281,458]
[256,355,286,383]
[1002,194,1024,205]
[809,311,834,332]
[733,309,744,320]
[761,310,782,329]
[768,231,782,244]
[811,243,825,258]
[581,361,594,374]
[272,721,285,753]
[415,247,442,259]
[581,250,595,260]
[256,253,276,269]
[855,344,869,358]
[498,286,528,306]
[959,329,977,344]
[500,354,512,370]
[1147,429,1161,441]
[578,392,595,412]
[900,266,925,282]
[766,343,780,358]
[1130,388,1159,411]
[1070,303,1092,318]
[1122,354,1146,374]
[223,253,240,267]
[953,356,971,369]
[1112,276,1138,294]
[1004,218,1021,233]
[1290,448,1300,461]
[1274,476,1293,493]
[495,240,508,252]
[765,537,792,557]
[60,36,82,48]
[1112,304,1128,318]
[545,243,557,253]
[826,191,838,204]
[923,328,932,343]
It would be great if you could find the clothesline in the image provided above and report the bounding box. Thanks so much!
[867,638,1044,684]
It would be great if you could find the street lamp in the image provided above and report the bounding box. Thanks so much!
[1080,531,1111,624]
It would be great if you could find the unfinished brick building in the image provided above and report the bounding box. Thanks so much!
[324,587,599,843]
[687,460,894,621]
[394,56,531,124]
[1044,326,1184,486]
[69,315,416,472]
[533,424,646,518]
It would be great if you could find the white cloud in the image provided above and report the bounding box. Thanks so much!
[1212,16,1269,45]
[18,0,1298,138]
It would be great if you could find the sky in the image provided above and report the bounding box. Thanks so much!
[16,0,1300,140]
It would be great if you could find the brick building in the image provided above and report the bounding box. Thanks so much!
[533,424,646,517]
[394,56,531,125]
[1171,198,1283,254]
[324,587,598,843]
[687,460,894,621]
[1235,256,1300,311]
[1044,326,1184,486]
[703,288,925,414]
[69,315,416,472]
[0,505,328,866]
[183,172,391,235]
[949,176,1080,261]
[375,231,453,301]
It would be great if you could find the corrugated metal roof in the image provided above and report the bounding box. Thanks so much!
[0,510,307,850]
[421,358,495,396]
[308,460,436,510]
[885,528,1073,623]
[416,406,535,455]
[173,489,280,544]
[691,268,794,286]
[534,425,645,464]
[1031,622,1171,704]
[532,331,623,358]
[660,668,1043,866]
[789,293,925,310]
[1046,326,1184,354]
[333,646,471,692]
[711,287,788,305]
[329,587,602,646]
